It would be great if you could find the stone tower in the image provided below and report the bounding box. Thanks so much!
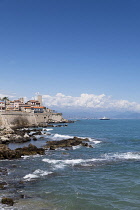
[19,98,24,103]
[37,95,42,106]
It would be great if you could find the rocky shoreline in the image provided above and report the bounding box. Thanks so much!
[0,125,92,160]
[0,122,72,145]
[0,122,93,207]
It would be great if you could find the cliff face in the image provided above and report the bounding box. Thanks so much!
[0,111,64,128]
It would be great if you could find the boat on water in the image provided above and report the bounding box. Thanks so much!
[100,116,110,120]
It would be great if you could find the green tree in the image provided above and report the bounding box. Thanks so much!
[1,97,9,110]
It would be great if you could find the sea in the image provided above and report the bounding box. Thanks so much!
[0,119,140,210]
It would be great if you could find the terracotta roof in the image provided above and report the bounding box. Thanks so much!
[32,106,45,109]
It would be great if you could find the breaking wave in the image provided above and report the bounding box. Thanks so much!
[50,133,101,145]
[42,152,140,170]
[51,134,73,140]
[88,138,102,144]
[43,128,53,131]
[72,145,82,150]
[42,158,104,169]
[103,152,140,160]
[22,154,43,159]
[23,169,53,181]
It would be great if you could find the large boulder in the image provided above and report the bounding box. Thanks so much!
[45,136,90,150]
[0,144,21,159]
[1,197,14,206]
[15,144,45,156]
[0,144,45,160]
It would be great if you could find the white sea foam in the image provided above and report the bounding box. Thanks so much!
[51,133,73,140]
[72,145,81,150]
[42,132,51,135]
[55,148,66,151]
[48,132,101,147]
[29,131,36,135]
[23,173,39,181]
[43,159,61,164]
[21,128,29,130]
[104,152,140,160]
[46,128,53,131]
[42,158,103,164]
[22,154,43,159]
[93,140,101,144]
[23,169,53,181]
[42,158,104,170]
[54,163,66,169]
[33,169,53,176]
[22,155,30,159]
[88,138,101,144]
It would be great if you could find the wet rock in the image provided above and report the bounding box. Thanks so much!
[32,131,42,135]
[0,167,8,175]
[11,164,18,168]
[55,124,68,127]
[13,129,27,136]
[0,181,7,189]
[63,120,75,123]
[9,134,31,143]
[32,136,37,141]
[20,194,25,199]
[46,124,55,127]
[45,136,90,150]
[47,124,68,128]
[82,143,88,147]
[50,145,56,150]
[0,144,45,159]
[0,144,21,159]
[1,197,14,206]
[15,144,45,156]
[62,152,69,155]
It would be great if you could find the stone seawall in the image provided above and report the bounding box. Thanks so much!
[34,112,63,125]
[0,111,64,128]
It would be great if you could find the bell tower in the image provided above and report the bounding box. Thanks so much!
[37,95,42,106]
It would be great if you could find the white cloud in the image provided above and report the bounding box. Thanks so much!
[0,93,15,99]
[42,93,140,112]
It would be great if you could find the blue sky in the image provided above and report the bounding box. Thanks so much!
[0,0,140,113]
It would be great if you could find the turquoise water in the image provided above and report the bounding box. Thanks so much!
[1,119,140,210]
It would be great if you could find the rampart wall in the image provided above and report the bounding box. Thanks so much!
[0,111,64,128]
